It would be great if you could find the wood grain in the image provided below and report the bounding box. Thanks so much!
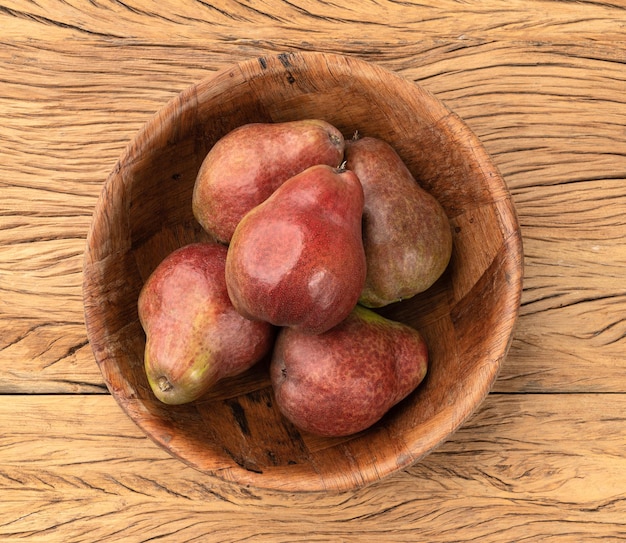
[1,1,625,395]
[1,394,624,542]
[1,0,625,539]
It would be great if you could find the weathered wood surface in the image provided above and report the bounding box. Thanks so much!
[1,0,625,540]
[2,394,625,542]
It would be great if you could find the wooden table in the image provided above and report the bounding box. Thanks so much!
[2,2,625,541]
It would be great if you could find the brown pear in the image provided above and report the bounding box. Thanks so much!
[192,119,345,243]
[225,164,366,335]
[270,305,428,437]
[344,136,453,307]
[138,242,275,405]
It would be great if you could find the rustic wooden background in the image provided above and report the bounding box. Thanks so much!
[1,1,625,541]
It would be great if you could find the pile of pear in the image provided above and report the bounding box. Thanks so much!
[138,120,452,438]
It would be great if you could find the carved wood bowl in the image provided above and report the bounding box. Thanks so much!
[83,51,523,492]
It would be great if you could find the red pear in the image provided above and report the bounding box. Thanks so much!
[138,242,275,405]
[270,305,429,437]
[344,136,453,307]
[225,164,366,335]
[192,119,345,243]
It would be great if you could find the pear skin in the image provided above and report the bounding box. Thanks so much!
[270,305,428,437]
[192,119,345,243]
[344,136,453,307]
[138,242,275,405]
[225,164,366,335]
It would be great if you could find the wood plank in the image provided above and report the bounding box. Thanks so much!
[0,393,624,541]
[1,0,625,43]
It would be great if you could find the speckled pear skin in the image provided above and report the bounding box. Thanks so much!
[345,136,453,308]
[138,242,275,405]
[270,305,428,437]
[192,119,345,244]
[225,164,366,335]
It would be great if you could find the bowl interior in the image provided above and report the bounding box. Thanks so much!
[83,51,523,492]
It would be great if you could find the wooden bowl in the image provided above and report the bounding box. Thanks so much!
[83,51,523,492]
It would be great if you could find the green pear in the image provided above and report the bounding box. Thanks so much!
[138,242,275,405]
[225,164,366,335]
[270,305,428,437]
[192,119,345,243]
[344,136,453,307]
